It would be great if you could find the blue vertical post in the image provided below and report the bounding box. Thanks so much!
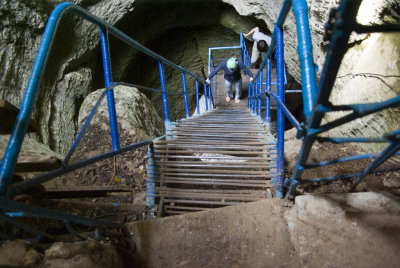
[158,60,170,132]
[146,144,157,218]
[100,28,120,151]
[275,25,285,198]
[208,85,214,109]
[248,83,251,108]
[255,76,259,115]
[258,72,263,119]
[252,82,256,114]
[195,80,200,115]
[240,32,245,63]
[292,0,317,118]
[181,72,190,119]
[265,58,271,128]
[203,82,209,111]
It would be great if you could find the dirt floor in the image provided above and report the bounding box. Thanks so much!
[1,110,400,267]
[283,128,400,196]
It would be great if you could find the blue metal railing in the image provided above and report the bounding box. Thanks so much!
[287,0,400,198]
[208,32,251,75]
[248,0,400,199]
[246,0,296,198]
[0,2,214,239]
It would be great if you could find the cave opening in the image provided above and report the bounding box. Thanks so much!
[89,0,300,123]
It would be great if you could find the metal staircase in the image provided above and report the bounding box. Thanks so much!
[151,107,276,216]
[1,0,399,244]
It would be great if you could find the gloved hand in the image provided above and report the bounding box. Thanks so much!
[249,77,253,82]
[206,78,210,84]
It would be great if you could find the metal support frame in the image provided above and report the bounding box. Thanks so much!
[146,144,157,218]
[274,26,285,198]
[0,1,215,241]
[195,80,200,115]
[100,28,120,151]
[203,82,209,111]
[158,60,170,132]
[264,58,271,127]
[181,72,190,119]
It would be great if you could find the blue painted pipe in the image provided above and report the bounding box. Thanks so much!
[292,0,318,118]
[258,72,263,118]
[204,83,208,111]
[100,28,120,151]
[254,79,258,114]
[208,85,214,109]
[266,91,302,131]
[158,60,170,130]
[0,2,74,193]
[208,48,212,76]
[195,80,200,115]
[240,32,244,63]
[275,25,285,199]
[303,151,400,169]
[64,87,111,164]
[0,1,209,193]
[10,140,152,195]
[181,72,190,118]
[247,84,250,108]
[252,83,256,113]
[146,144,157,218]
[265,58,271,127]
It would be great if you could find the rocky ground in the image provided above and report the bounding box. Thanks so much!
[1,123,400,267]
[284,127,400,195]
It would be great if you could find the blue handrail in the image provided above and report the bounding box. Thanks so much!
[0,2,212,195]
[246,0,400,199]
[246,0,305,198]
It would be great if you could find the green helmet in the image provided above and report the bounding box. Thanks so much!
[227,57,237,70]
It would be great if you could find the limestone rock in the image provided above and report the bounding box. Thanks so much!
[78,85,164,141]
[0,240,42,267]
[0,0,136,154]
[43,240,123,268]
[1,0,399,155]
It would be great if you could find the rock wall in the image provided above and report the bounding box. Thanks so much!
[78,85,164,142]
[1,0,398,154]
[0,0,136,153]
[0,0,257,153]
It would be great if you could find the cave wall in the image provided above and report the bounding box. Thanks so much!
[1,0,399,155]
[0,0,137,153]
[224,0,400,152]
[0,0,258,153]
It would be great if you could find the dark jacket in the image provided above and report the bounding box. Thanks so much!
[208,59,253,82]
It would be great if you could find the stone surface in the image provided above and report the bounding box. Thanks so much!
[78,85,164,142]
[0,240,41,267]
[0,134,63,163]
[43,240,123,268]
[0,0,136,153]
[126,199,299,268]
[285,192,400,267]
[127,191,400,267]
[0,0,259,153]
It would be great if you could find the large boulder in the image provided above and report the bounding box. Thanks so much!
[78,85,164,142]
[0,0,136,153]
